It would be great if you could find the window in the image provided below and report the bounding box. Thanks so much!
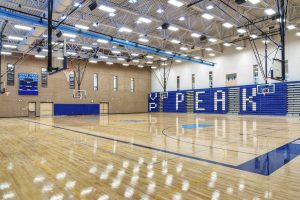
[41,68,48,88]
[209,71,213,88]
[7,64,15,86]
[93,73,98,91]
[130,77,135,92]
[69,71,75,89]
[253,65,258,84]
[177,76,180,90]
[226,73,237,86]
[113,76,118,92]
[192,74,195,89]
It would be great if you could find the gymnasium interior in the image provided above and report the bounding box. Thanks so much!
[0,0,300,199]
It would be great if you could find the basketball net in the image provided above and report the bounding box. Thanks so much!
[63,67,73,82]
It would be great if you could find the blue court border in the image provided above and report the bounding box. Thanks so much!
[20,119,300,176]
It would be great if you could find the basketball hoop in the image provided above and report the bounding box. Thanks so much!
[73,90,87,99]
[257,83,275,96]
[263,91,269,96]
[160,92,168,99]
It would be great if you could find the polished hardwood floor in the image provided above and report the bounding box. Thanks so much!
[0,113,300,200]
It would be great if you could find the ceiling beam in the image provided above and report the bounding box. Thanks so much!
[0,7,214,66]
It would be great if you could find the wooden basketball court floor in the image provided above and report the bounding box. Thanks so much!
[0,113,300,200]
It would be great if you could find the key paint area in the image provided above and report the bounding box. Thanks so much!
[181,124,213,129]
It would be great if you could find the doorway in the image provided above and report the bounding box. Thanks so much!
[28,102,36,117]
[40,102,53,117]
[100,102,109,115]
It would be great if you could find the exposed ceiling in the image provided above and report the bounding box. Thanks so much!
[0,0,300,67]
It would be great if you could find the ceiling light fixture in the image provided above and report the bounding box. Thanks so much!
[89,60,97,64]
[97,39,109,43]
[119,27,133,33]
[99,5,116,13]
[157,9,164,13]
[206,5,214,10]
[1,51,12,55]
[146,55,154,59]
[287,25,296,30]
[223,43,232,47]
[191,33,201,38]
[14,24,32,31]
[265,8,276,16]
[180,47,188,51]
[35,55,46,58]
[168,26,179,31]
[171,39,180,44]
[248,0,260,4]
[75,24,89,30]
[67,52,77,55]
[237,28,246,34]
[3,44,17,49]
[168,0,184,7]
[179,16,185,21]
[82,46,93,50]
[137,17,152,24]
[208,38,217,42]
[250,34,258,39]
[202,13,214,20]
[223,22,233,28]
[63,33,77,38]
[138,38,149,43]
[112,50,121,54]
[8,36,24,41]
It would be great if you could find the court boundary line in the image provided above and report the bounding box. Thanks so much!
[18,118,300,176]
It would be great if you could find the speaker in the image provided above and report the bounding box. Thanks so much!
[56,30,62,38]
[161,22,170,30]
[200,35,207,41]
[88,1,98,11]
[235,0,246,4]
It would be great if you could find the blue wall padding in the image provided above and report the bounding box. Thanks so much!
[54,104,99,116]
[163,91,186,112]
[194,88,228,114]
[148,92,160,112]
[239,83,287,115]
[149,82,289,116]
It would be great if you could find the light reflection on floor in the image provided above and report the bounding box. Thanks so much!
[0,113,300,199]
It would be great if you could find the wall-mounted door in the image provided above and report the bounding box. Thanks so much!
[100,102,109,115]
[40,102,53,117]
[28,102,36,117]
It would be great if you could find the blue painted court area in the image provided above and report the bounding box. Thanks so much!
[21,119,300,176]
[236,139,300,175]
[181,124,213,129]
[118,120,146,123]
